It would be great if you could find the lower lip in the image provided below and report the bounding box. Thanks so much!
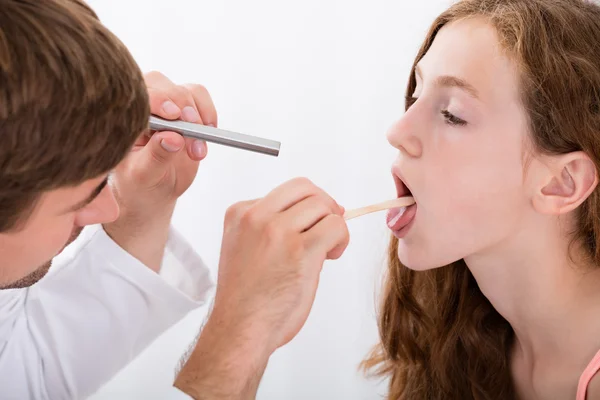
[387,204,417,239]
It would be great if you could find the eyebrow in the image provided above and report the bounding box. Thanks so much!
[415,65,480,100]
[66,178,109,212]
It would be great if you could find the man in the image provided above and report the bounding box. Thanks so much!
[0,1,349,399]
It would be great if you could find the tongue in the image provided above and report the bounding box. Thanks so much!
[386,205,415,231]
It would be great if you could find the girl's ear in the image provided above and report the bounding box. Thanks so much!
[533,152,597,215]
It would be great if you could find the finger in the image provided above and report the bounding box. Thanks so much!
[183,84,215,161]
[162,86,201,122]
[183,83,218,128]
[161,86,206,161]
[256,178,344,217]
[303,214,350,261]
[144,70,177,89]
[327,240,349,260]
[184,136,208,161]
[147,87,181,120]
[171,85,209,160]
[145,73,203,123]
[224,199,261,226]
[147,86,206,160]
[145,72,201,123]
[148,85,202,126]
[280,194,341,233]
[130,131,184,185]
[145,73,209,160]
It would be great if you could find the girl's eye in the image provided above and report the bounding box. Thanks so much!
[441,109,467,126]
[405,96,468,127]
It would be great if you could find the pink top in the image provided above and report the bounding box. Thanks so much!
[577,349,600,400]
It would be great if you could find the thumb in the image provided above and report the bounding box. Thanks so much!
[151,131,185,160]
[132,131,184,184]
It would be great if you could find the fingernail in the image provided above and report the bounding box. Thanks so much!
[182,106,200,123]
[160,138,182,152]
[208,123,216,128]
[162,101,180,116]
[193,140,207,158]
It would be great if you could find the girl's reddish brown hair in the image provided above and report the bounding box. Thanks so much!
[362,1,600,399]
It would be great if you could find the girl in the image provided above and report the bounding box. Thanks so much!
[363,0,600,399]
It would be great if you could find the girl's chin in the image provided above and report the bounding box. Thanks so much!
[396,247,458,271]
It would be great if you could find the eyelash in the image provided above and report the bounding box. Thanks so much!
[405,96,468,126]
[441,109,467,126]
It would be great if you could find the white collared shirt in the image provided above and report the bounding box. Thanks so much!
[0,224,212,399]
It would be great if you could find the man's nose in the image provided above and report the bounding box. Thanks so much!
[74,185,120,227]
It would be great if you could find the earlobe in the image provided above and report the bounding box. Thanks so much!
[534,153,598,215]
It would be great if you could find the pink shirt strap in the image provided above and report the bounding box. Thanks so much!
[577,348,600,400]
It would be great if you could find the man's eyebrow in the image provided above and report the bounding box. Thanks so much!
[66,178,108,212]
[415,65,481,100]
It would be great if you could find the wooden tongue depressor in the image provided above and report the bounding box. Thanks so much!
[343,196,415,221]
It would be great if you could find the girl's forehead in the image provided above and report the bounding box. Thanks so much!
[417,18,521,106]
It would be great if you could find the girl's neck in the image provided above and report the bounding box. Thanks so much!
[464,215,600,366]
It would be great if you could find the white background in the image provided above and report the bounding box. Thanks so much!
[86,1,452,398]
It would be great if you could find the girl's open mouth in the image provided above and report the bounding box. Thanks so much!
[388,170,417,236]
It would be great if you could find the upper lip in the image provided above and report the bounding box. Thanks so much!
[391,165,414,200]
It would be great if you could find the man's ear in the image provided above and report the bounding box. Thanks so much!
[533,152,598,215]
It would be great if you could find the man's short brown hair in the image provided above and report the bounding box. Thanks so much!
[0,0,149,231]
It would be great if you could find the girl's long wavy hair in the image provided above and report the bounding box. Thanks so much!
[362,1,600,399]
